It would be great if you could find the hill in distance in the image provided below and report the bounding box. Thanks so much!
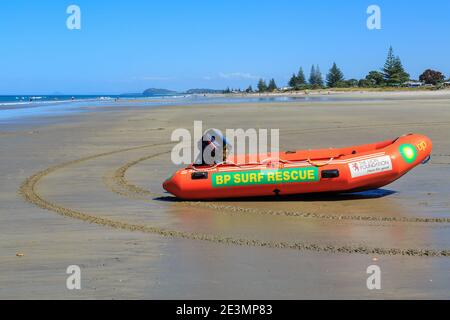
[120,88,225,97]
[142,88,178,96]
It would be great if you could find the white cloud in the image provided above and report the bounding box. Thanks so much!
[218,72,260,80]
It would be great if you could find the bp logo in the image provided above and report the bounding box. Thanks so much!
[399,144,417,163]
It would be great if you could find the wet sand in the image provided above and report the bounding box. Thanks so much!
[1,91,450,299]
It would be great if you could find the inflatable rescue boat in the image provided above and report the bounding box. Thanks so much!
[163,133,432,200]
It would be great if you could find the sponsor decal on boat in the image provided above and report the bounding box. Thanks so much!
[416,140,427,152]
[348,155,392,178]
[399,143,418,163]
[212,167,319,187]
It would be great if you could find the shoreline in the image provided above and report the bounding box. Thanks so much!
[2,89,450,125]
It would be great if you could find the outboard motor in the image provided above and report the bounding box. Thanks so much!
[195,128,229,166]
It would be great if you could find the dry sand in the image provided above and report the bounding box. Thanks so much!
[1,91,450,299]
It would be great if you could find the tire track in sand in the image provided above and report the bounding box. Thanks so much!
[17,144,450,257]
[19,118,450,257]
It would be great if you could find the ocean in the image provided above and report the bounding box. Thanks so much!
[0,94,352,123]
[0,94,180,122]
[0,95,119,105]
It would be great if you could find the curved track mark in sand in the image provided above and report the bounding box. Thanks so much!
[19,145,450,257]
[19,117,450,257]
[110,153,450,224]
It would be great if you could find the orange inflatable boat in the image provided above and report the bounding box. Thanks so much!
[163,133,432,200]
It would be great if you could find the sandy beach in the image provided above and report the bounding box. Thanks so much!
[1,91,450,299]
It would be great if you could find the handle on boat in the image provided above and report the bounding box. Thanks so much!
[307,157,334,167]
[421,155,431,164]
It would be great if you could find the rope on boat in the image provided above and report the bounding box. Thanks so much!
[189,156,335,171]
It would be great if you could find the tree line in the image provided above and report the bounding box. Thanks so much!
[243,46,448,93]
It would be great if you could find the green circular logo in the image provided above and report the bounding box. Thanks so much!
[399,144,417,163]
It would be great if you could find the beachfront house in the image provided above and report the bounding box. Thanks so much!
[403,81,424,88]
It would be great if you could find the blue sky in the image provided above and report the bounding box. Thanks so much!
[0,0,449,94]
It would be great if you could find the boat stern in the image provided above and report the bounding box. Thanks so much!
[163,173,180,197]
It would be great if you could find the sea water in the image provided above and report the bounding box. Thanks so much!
[0,94,361,123]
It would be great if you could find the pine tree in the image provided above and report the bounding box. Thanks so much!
[315,65,324,87]
[309,65,316,85]
[326,62,345,87]
[288,73,298,88]
[288,67,306,89]
[297,67,306,86]
[245,85,253,93]
[257,79,268,92]
[383,46,409,85]
[392,57,410,83]
[383,46,397,85]
[268,78,278,92]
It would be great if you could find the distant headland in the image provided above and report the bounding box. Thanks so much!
[120,88,226,97]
